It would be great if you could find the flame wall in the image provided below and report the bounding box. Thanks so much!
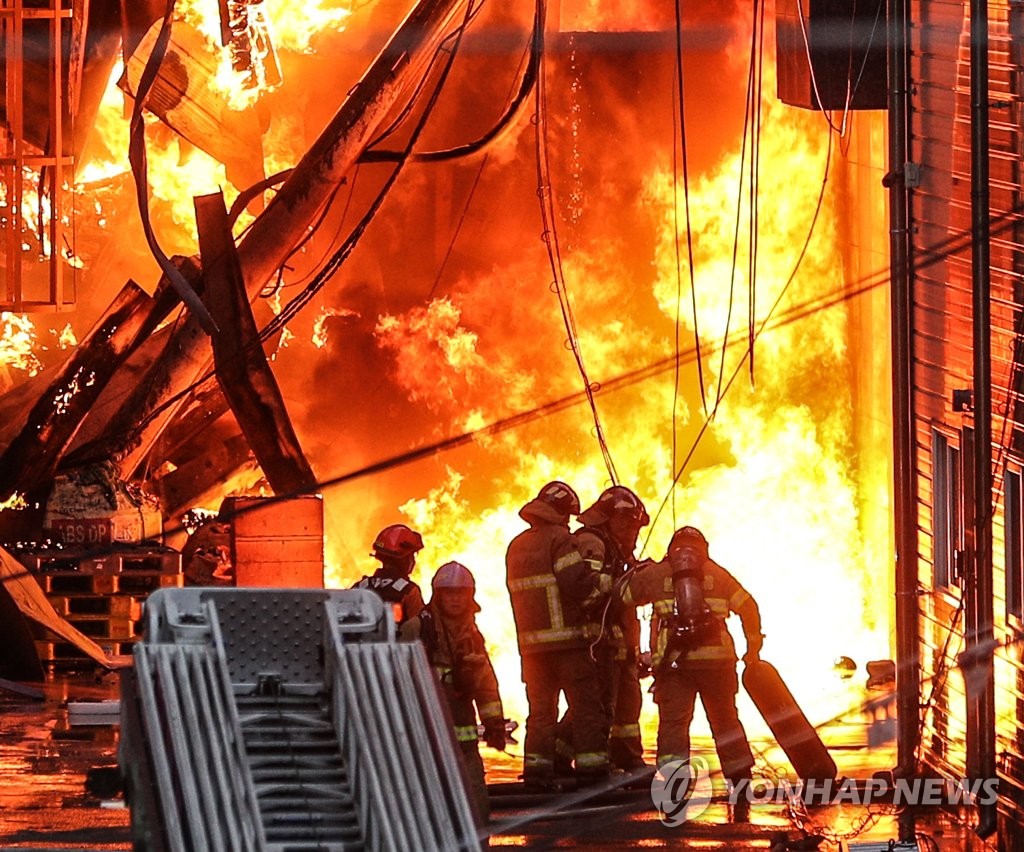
[2,0,894,731]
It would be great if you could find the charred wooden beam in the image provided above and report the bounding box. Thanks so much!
[195,191,316,495]
[147,383,232,468]
[0,275,190,502]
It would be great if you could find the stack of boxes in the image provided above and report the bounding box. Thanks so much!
[17,465,183,666]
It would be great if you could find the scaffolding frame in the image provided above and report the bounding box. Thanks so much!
[0,0,76,311]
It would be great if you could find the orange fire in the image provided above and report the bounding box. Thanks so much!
[0,313,42,378]
[59,0,891,741]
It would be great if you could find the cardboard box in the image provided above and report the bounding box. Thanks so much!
[221,495,324,588]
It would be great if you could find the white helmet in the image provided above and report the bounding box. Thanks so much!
[432,561,476,591]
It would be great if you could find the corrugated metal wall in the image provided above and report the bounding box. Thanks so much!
[910,0,1024,829]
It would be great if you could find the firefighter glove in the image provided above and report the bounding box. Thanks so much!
[483,718,507,750]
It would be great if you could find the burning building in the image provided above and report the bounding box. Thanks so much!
[11,0,1007,845]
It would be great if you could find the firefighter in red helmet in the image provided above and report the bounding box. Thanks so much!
[506,482,611,789]
[573,485,650,772]
[620,526,761,795]
[401,561,506,824]
[352,524,425,625]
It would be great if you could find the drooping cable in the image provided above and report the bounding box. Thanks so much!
[256,3,479,342]
[795,0,884,137]
[748,0,765,385]
[533,0,618,484]
[711,5,763,416]
[112,0,482,453]
[127,0,217,334]
[670,0,706,522]
[425,8,539,301]
[643,132,833,554]
[360,1,540,165]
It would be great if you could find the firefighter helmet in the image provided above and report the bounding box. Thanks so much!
[668,526,709,563]
[432,561,476,591]
[535,481,581,516]
[579,485,650,526]
[372,524,424,559]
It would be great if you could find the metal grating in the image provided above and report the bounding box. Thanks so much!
[122,588,479,852]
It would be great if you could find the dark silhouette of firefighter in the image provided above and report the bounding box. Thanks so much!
[352,524,425,625]
[506,482,611,789]
[574,485,650,771]
[401,561,506,823]
[620,526,762,790]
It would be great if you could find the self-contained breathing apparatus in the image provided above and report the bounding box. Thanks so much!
[658,526,720,675]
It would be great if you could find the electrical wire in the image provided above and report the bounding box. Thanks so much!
[255,1,481,341]
[642,125,835,555]
[424,7,540,302]
[711,0,765,418]
[360,1,540,165]
[670,0,706,525]
[748,0,765,386]
[533,0,618,484]
[794,0,885,137]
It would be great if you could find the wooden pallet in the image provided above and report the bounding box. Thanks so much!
[47,594,144,619]
[66,615,137,641]
[39,571,182,596]
[19,546,182,577]
[34,639,135,665]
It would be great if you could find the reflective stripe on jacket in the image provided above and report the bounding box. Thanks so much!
[506,508,609,653]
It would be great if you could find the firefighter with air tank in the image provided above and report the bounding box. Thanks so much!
[619,525,762,798]
[574,485,651,772]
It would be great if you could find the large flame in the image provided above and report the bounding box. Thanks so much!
[322,16,889,732]
[58,0,891,746]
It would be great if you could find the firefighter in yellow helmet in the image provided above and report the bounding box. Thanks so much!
[352,524,425,625]
[506,482,611,790]
[620,526,762,789]
[401,561,506,824]
[574,485,650,772]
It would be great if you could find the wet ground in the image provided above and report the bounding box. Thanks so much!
[0,669,998,851]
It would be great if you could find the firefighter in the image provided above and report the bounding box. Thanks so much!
[400,561,506,824]
[505,481,612,790]
[574,485,650,772]
[352,523,425,625]
[620,525,762,796]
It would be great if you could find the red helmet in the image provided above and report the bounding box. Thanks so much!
[372,524,424,559]
[580,485,649,526]
[535,481,581,516]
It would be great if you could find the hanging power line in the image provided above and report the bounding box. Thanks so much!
[670,0,706,523]
[643,131,834,553]
[711,0,766,418]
